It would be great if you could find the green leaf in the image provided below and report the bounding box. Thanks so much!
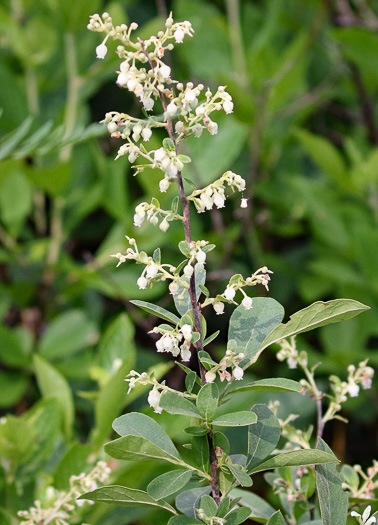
[223,507,251,525]
[294,128,347,186]
[229,378,302,395]
[33,355,74,440]
[200,494,218,516]
[147,469,192,500]
[228,464,253,487]
[0,116,33,161]
[185,371,197,394]
[112,412,180,459]
[175,487,211,518]
[39,310,98,360]
[174,266,206,316]
[203,331,220,346]
[168,517,202,525]
[257,299,370,363]
[0,170,32,231]
[214,432,230,455]
[105,434,181,464]
[315,438,348,525]
[98,313,135,374]
[0,325,31,368]
[230,488,276,522]
[184,427,208,436]
[247,404,281,469]
[249,449,339,474]
[130,300,180,324]
[196,383,219,422]
[212,411,257,427]
[78,485,176,514]
[163,138,175,151]
[228,298,284,366]
[159,391,202,418]
[266,510,285,525]
[192,435,210,472]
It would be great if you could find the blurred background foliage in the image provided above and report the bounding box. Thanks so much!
[0,0,377,523]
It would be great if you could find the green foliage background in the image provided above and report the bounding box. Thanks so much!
[0,0,377,523]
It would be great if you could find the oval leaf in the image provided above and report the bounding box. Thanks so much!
[223,506,251,525]
[112,412,180,458]
[130,300,180,324]
[255,299,370,366]
[315,437,348,525]
[212,411,257,427]
[247,404,281,469]
[196,383,219,422]
[175,487,211,518]
[229,378,302,395]
[249,449,339,474]
[228,298,285,366]
[168,516,202,525]
[266,510,285,525]
[159,391,201,418]
[105,435,180,464]
[78,485,176,514]
[147,469,192,500]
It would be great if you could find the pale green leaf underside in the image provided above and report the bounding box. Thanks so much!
[105,434,181,464]
[257,299,369,358]
[159,391,202,418]
[249,449,339,474]
[130,300,180,325]
[315,437,348,525]
[147,469,192,500]
[229,378,302,395]
[247,404,281,469]
[213,411,257,427]
[112,412,179,458]
[267,510,286,525]
[228,298,285,366]
[78,485,176,514]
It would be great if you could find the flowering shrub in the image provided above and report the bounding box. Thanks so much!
[17,9,376,525]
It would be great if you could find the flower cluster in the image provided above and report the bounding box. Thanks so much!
[88,12,194,111]
[125,370,195,414]
[269,465,313,504]
[344,462,378,500]
[196,508,226,525]
[203,266,273,315]
[150,323,195,362]
[18,462,111,525]
[133,197,184,231]
[204,349,245,384]
[187,170,246,212]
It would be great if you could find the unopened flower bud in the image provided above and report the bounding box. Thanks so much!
[96,43,108,59]
[159,218,170,232]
